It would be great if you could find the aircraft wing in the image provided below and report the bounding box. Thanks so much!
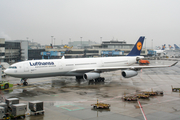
[71,61,178,72]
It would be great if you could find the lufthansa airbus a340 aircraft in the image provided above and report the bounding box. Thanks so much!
[4,36,178,85]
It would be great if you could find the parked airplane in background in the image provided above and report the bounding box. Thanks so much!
[174,44,180,50]
[155,46,161,50]
[4,37,178,86]
[154,44,166,56]
[168,44,174,50]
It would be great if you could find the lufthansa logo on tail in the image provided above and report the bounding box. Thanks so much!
[136,42,142,50]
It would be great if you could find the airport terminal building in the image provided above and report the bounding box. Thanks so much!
[0,38,147,62]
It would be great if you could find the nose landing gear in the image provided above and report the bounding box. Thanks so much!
[21,78,28,86]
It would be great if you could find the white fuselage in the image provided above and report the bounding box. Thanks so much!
[154,50,164,54]
[4,56,140,78]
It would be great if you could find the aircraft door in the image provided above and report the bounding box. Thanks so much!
[24,63,29,72]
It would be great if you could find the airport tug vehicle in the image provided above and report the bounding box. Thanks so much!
[0,81,13,90]
[171,85,180,92]
[138,59,150,65]
[91,100,110,109]
[122,95,137,101]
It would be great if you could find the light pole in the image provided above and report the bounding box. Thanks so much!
[151,39,153,49]
[69,38,71,46]
[80,37,82,49]
[51,36,53,46]
[54,38,56,46]
[100,37,102,44]
[61,40,63,45]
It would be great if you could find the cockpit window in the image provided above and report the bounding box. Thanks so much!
[9,66,17,69]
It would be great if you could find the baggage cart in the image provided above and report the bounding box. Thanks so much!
[0,106,5,119]
[29,101,44,115]
[0,102,8,113]
[6,98,19,107]
[10,104,27,119]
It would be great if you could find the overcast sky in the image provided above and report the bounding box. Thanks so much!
[0,0,180,48]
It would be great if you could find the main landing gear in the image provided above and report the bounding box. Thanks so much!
[76,76,84,84]
[88,77,105,85]
[75,76,105,85]
[21,78,28,86]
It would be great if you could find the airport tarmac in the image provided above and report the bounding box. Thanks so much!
[1,60,180,120]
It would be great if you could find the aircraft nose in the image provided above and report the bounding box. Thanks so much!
[4,69,9,75]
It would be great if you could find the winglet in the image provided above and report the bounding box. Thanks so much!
[127,36,145,56]
[170,61,178,67]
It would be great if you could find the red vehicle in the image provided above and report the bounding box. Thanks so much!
[139,59,150,65]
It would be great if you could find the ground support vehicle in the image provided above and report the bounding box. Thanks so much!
[171,86,180,92]
[154,91,163,95]
[91,100,110,109]
[122,96,137,101]
[135,94,149,99]
[143,91,157,96]
[138,59,150,65]
[143,90,164,96]
[29,101,44,115]
[6,98,19,107]
[172,88,180,92]
[30,110,45,115]
[10,104,27,119]
[0,81,13,90]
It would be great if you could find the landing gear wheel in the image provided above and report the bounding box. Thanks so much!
[76,76,84,84]
[88,80,94,85]
[94,77,105,84]
[23,82,28,86]
[21,78,28,86]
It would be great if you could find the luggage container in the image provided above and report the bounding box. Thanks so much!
[0,106,5,119]
[6,98,19,107]
[11,104,27,119]
[29,101,44,115]
[0,102,7,113]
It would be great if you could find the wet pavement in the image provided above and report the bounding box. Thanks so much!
[1,60,180,120]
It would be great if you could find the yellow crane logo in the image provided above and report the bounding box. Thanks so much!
[136,42,142,51]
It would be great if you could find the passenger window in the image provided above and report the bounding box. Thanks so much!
[9,66,17,69]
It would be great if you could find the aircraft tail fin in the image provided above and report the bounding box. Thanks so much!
[162,44,166,50]
[174,44,180,49]
[169,44,173,49]
[127,36,145,56]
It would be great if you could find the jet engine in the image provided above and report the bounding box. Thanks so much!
[121,70,138,78]
[83,72,100,80]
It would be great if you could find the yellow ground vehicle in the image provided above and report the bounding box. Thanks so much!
[63,45,73,49]
[143,91,163,96]
[171,85,180,92]
[91,100,110,109]
[135,94,149,99]
[0,81,13,90]
[122,96,137,101]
